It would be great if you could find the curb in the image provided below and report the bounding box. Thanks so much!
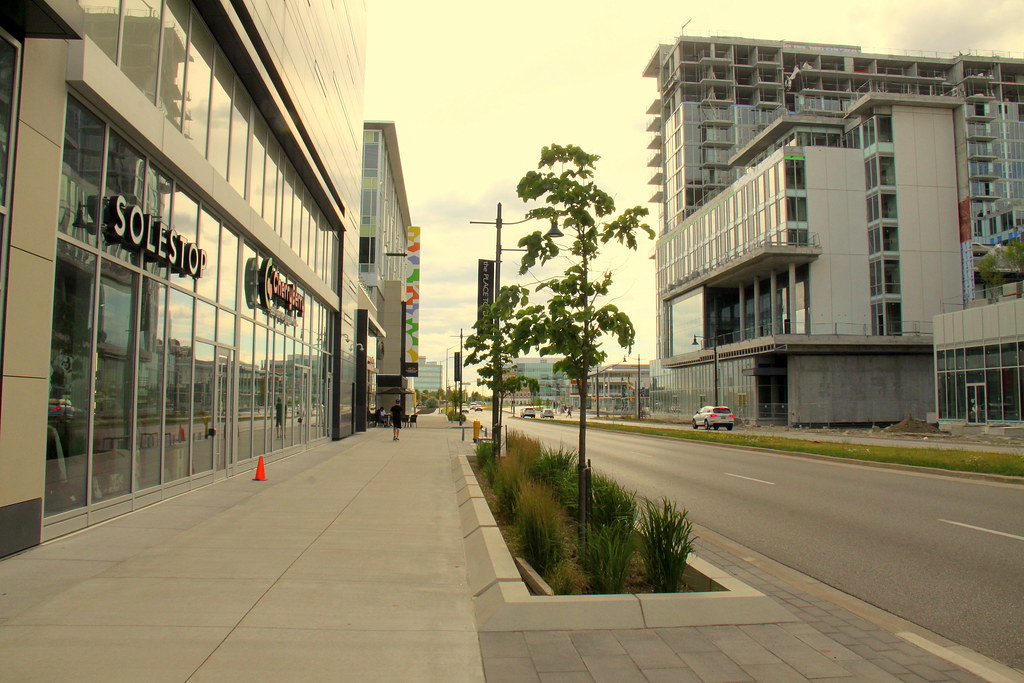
[451,454,797,632]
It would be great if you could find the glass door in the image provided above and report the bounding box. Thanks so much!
[966,383,986,424]
[299,366,311,443]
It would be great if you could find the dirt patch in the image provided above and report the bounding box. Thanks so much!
[883,417,942,434]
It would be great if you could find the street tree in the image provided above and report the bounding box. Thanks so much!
[977,240,1024,292]
[464,284,540,449]
[514,143,652,535]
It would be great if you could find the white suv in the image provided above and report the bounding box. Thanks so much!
[520,407,537,418]
[692,406,735,431]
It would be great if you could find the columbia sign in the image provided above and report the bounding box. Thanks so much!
[258,258,305,317]
[104,195,207,278]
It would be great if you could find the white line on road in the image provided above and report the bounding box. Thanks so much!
[939,519,1024,542]
[724,472,775,485]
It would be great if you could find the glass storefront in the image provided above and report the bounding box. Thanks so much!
[44,96,336,517]
[936,343,1023,424]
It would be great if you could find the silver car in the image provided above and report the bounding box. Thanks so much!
[692,405,735,431]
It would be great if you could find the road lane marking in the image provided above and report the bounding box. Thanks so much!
[724,472,775,485]
[939,519,1024,542]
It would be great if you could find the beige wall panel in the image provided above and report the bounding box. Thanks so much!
[2,249,55,379]
[7,124,61,260]
[18,38,68,144]
[0,375,48,507]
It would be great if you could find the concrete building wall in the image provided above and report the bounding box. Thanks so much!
[803,147,870,332]
[789,354,934,424]
[892,106,962,326]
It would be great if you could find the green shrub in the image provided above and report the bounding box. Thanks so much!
[584,524,636,594]
[545,557,588,595]
[514,481,565,576]
[637,498,696,593]
[591,474,637,533]
[530,448,578,511]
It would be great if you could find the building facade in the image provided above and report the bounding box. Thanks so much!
[0,0,366,557]
[356,121,415,426]
[645,36,1024,425]
[416,357,442,394]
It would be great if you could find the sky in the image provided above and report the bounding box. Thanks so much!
[362,0,1024,388]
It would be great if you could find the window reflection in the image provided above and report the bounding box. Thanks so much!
[93,259,137,502]
[183,7,213,154]
[196,207,218,300]
[228,84,249,197]
[46,243,95,515]
[159,0,189,128]
[80,0,120,63]
[136,278,165,490]
[0,37,17,201]
[59,99,105,247]
[120,0,162,101]
[164,287,192,481]
[207,47,232,177]
[105,130,146,265]
[192,341,214,472]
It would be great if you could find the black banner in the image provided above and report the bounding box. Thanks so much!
[454,352,462,382]
[477,259,494,318]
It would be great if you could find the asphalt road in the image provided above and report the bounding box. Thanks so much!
[502,414,1024,671]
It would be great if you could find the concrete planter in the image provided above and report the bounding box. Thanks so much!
[453,455,796,631]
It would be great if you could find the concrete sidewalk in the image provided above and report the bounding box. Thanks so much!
[1,413,1020,682]
[0,415,484,682]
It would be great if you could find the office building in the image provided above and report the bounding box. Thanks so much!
[0,0,365,557]
[416,357,442,394]
[644,36,1024,425]
[355,121,416,428]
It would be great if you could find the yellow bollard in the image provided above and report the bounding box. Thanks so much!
[473,420,481,442]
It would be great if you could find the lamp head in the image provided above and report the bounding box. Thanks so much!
[544,219,564,239]
[692,335,699,346]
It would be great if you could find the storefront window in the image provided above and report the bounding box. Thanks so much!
[105,130,146,265]
[253,324,268,457]
[191,341,215,472]
[144,164,172,278]
[237,318,254,461]
[59,99,105,246]
[196,207,218,300]
[93,259,137,503]
[195,298,216,340]
[120,0,162,101]
[218,227,238,308]
[159,0,189,129]
[248,115,266,214]
[183,7,213,155]
[46,242,95,515]
[164,287,193,482]
[136,278,165,490]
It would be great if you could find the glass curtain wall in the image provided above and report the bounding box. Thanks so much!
[45,95,335,518]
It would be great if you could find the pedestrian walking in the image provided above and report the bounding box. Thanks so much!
[390,399,404,441]
[275,398,284,438]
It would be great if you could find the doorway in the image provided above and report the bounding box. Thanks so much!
[966,383,986,424]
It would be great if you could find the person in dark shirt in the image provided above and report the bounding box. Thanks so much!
[390,399,404,441]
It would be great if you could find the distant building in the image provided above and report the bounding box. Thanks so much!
[416,358,443,393]
[644,35,1024,425]
[357,121,416,424]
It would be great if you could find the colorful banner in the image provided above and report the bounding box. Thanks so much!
[404,225,421,375]
[477,259,494,320]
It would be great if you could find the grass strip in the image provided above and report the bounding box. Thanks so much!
[560,421,1024,477]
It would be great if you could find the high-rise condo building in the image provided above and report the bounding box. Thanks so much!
[644,36,1024,425]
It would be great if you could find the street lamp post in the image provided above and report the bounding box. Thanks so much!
[692,334,719,405]
[470,203,561,455]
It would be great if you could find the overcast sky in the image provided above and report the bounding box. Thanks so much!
[362,0,1024,388]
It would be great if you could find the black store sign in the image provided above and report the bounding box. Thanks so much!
[257,258,305,317]
[104,195,207,278]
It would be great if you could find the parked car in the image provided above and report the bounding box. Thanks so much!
[541,408,555,419]
[520,407,537,418]
[48,398,75,420]
[692,405,735,430]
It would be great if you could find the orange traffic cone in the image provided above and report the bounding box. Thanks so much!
[253,456,267,481]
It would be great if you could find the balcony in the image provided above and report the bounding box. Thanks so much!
[647,150,663,167]
[700,107,733,125]
[659,231,822,296]
[649,189,664,203]
[647,116,662,133]
[647,132,663,150]
[968,144,997,161]
[966,123,996,141]
[648,170,664,186]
